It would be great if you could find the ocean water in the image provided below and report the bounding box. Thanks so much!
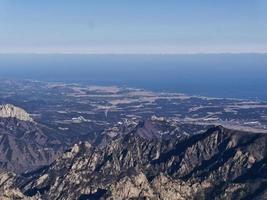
[0,54,267,101]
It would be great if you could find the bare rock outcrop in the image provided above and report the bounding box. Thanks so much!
[0,104,33,122]
[15,126,267,200]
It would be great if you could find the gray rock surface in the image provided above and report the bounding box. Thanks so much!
[14,125,267,200]
[0,104,33,122]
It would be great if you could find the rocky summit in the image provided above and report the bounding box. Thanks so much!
[0,125,265,200]
[0,104,33,122]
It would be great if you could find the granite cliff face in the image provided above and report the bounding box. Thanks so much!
[13,126,267,200]
[0,172,39,200]
[0,104,33,122]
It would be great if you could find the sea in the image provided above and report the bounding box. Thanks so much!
[0,54,267,101]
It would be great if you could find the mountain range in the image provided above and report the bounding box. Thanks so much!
[0,105,267,200]
[0,104,266,199]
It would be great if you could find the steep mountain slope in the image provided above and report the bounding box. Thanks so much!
[16,126,267,200]
[0,104,207,173]
[94,117,210,147]
[0,117,64,173]
[0,104,65,173]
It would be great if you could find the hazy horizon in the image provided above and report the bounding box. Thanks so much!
[1,53,267,101]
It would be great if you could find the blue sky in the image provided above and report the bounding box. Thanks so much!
[0,0,267,54]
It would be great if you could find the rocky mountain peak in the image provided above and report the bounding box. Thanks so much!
[14,125,266,199]
[0,104,33,122]
[0,120,266,199]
